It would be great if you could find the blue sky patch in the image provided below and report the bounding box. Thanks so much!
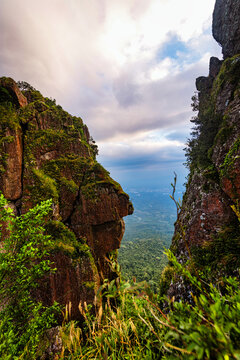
[156,34,188,61]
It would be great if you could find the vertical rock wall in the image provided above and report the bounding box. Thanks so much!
[168,0,240,299]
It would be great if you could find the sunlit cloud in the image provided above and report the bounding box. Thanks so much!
[0,0,222,188]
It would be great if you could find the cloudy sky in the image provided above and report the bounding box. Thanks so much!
[0,0,222,192]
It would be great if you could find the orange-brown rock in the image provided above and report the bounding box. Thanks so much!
[0,77,27,108]
[34,251,100,321]
[0,127,23,200]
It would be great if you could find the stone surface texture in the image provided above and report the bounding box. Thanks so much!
[213,0,240,58]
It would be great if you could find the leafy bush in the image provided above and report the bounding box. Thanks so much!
[0,194,60,359]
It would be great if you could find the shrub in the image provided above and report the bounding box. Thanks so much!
[0,194,60,359]
[58,250,240,359]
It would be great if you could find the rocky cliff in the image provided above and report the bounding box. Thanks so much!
[0,78,133,319]
[166,0,240,299]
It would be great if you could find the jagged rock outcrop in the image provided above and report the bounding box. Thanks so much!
[213,0,240,58]
[0,78,133,319]
[166,0,240,299]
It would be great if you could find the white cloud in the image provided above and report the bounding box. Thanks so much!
[0,0,222,178]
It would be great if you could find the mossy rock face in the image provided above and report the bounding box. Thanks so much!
[159,265,175,298]
[219,138,240,203]
[0,77,133,319]
[0,100,23,200]
[46,220,93,260]
[0,77,28,107]
[34,250,100,321]
[171,53,240,290]
[221,138,240,178]
[209,55,240,204]
[212,55,240,100]
[191,216,240,277]
[17,84,128,220]
[31,203,101,321]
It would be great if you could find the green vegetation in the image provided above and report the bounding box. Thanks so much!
[57,251,240,359]
[212,55,240,99]
[118,237,169,292]
[191,217,240,277]
[185,54,240,173]
[185,95,222,170]
[1,196,240,360]
[0,194,60,359]
[0,99,21,174]
[0,86,14,103]
[46,220,94,261]
[118,191,175,291]
[32,168,59,203]
[221,137,240,178]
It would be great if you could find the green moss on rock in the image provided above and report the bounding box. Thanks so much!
[0,103,20,131]
[159,265,175,298]
[191,218,240,276]
[83,281,95,290]
[212,54,240,99]
[220,137,240,178]
[31,168,59,203]
[46,220,93,259]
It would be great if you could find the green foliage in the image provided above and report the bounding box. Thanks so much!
[212,55,240,99]
[46,220,93,260]
[0,102,21,173]
[59,281,161,359]
[118,237,168,292]
[0,86,13,103]
[221,137,240,178]
[191,219,240,276]
[16,79,97,159]
[58,250,240,359]
[158,264,175,298]
[17,81,36,92]
[32,168,59,203]
[119,190,175,292]
[185,99,222,170]
[19,81,44,102]
[186,55,240,174]
[162,251,240,360]
[0,102,19,131]
[0,194,60,358]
